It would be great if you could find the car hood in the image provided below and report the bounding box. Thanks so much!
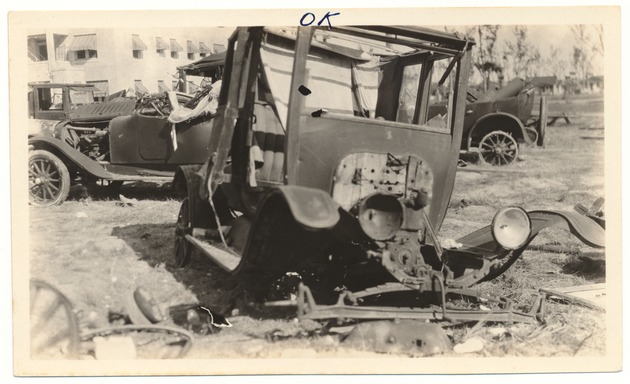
[67,100,137,123]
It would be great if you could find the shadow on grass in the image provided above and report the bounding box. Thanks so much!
[111,223,265,317]
[561,252,606,283]
[67,181,179,203]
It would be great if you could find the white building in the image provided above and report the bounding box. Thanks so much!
[27,27,232,99]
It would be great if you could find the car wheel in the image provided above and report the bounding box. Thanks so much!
[30,279,81,359]
[478,131,519,166]
[29,150,71,206]
[173,197,192,267]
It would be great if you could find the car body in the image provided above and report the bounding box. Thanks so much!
[28,83,216,205]
[173,26,604,322]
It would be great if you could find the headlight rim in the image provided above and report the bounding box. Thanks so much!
[357,192,404,241]
[491,206,532,250]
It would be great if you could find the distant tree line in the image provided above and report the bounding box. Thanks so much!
[446,24,604,93]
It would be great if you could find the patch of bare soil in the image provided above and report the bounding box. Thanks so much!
[27,100,608,364]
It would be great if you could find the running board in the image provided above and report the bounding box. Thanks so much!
[185,234,241,272]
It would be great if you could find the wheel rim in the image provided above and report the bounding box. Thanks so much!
[30,279,81,359]
[174,198,191,267]
[479,132,518,166]
[29,155,63,203]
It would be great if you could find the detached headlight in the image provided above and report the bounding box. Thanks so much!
[357,193,404,241]
[491,207,531,250]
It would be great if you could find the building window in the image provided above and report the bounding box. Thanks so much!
[134,80,149,96]
[157,80,170,94]
[76,50,98,60]
[132,34,147,59]
[170,39,183,59]
[156,37,168,57]
[28,35,48,62]
[68,34,98,61]
[53,34,69,61]
[199,42,211,58]
[186,40,198,60]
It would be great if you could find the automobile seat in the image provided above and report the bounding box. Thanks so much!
[251,102,284,184]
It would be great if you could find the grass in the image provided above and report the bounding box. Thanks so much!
[27,96,608,361]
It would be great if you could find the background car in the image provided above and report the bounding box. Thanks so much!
[429,78,546,166]
[28,84,216,206]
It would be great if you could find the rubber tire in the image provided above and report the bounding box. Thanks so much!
[29,150,71,206]
[477,131,519,166]
[173,198,192,267]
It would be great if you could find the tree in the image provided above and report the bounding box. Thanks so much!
[504,26,541,80]
[472,25,503,91]
[570,25,595,87]
[442,25,503,92]
[593,25,604,56]
[545,45,567,80]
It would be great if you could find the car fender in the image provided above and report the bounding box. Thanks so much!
[454,209,605,256]
[260,185,341,230]
[446,210,605,287]
[467,112,532,149]
[28,135,112,179]
[233,185,341,275]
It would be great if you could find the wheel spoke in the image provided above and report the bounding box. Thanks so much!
[31,296,62,337]
[33,328,72,356]
[48,183,60,193]
[45,185,56,199]
[32,161,42,174]
[30,286,42,311]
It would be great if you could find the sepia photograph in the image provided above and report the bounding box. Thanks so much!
[6,3,623,379]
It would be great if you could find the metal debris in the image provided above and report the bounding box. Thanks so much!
[343,320,452,355]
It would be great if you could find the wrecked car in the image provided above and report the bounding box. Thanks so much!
[28,82,137,137]
[173,26,605,323]
[28,82,219,205]
[429,78,546,166]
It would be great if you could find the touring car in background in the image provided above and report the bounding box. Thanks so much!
[172,26,604,322]
[428,78,547,166]
[27,82,219,205]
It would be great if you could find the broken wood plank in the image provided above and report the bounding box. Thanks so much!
[540,283,605,311]
[457,166,527,174]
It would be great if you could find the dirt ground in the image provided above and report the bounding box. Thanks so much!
[27,96,608,363]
